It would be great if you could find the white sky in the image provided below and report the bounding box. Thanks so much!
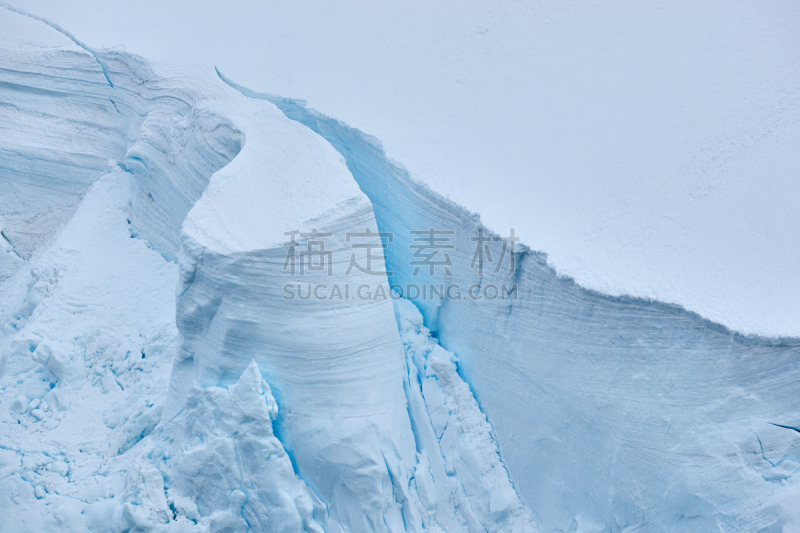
[9,0,800,336]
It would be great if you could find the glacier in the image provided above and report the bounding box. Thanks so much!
[217,71,800,531]
[1,6,800,533]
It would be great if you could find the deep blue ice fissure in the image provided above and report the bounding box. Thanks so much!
[216,69,800,532]
[0,4,114,87]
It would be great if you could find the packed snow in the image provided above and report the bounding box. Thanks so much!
[11,0,800,337]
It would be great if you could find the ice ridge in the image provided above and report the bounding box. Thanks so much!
[217,72,800,532]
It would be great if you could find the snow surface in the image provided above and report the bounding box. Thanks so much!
[2,5,800,533]
[235,85,800,531]
[9,0,800,337]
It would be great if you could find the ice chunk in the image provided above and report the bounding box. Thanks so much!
[157,361,341,532]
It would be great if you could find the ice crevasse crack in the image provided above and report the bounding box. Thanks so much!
[0,9,537,531]
[217,70,800,533]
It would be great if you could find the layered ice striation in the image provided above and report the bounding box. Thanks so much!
[1,8,534,532]
[1,6,799,532]
[166,71,535,530]
[166,91,421,531]
[217,75,800,533]
[0,5,241,276]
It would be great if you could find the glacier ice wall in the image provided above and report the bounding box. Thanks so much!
[169,160,421,531]
[2,7,799,531]
[0,8,250,531]
[217,74,800,532]
[0,6,243,275]
[0,20,125,274]
[2,9,536,531]
[166,84,536,530]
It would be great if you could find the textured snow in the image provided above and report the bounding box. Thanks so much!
[155,361,338,532]
[1,5,799,533]
[227,88,800,531]
[394,298,535,532]
[13,0,800,337]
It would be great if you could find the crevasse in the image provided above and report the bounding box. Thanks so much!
[1,9,537,531]
[217,71,800,532]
